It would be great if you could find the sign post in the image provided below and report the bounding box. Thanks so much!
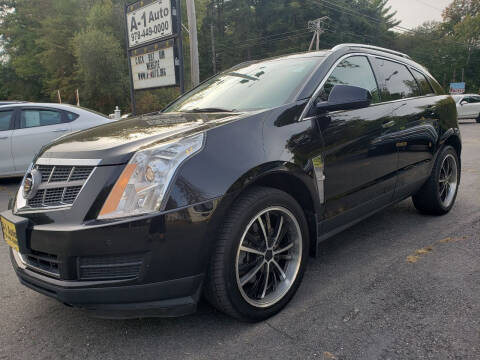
[125,0,184,115]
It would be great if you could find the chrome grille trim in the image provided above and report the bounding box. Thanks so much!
[26,165,94,209]
[36,158,102,166]
[16,160,97,212]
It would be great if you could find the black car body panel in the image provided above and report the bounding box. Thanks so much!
[2,44,461,318]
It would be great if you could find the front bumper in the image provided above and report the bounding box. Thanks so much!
[3,198,224,318]
[12,249,203,318]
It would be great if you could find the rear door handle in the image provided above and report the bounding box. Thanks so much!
[53,128,68,133]
[0,136,8,140]
[382,120,395,129]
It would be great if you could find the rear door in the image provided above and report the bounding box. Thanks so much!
[308,55,400,231]
[372,58,439,198]
[11,107,72,173]
[0,108,16,176]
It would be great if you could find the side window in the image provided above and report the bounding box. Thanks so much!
[374,58,419,101]
[317,56,380,104]
[412,69,434,95]
[0,110,14,131]
[20,109,63,129]
[65,111,80,122]
[470,96,480,103]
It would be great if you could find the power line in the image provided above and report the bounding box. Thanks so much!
[316,0,414,33]
[213,29,309,51]
[215,31,311,55]
[415,0,444,12]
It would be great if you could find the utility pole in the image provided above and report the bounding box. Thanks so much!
[453,68,456,83]
[461,68,465,83]
[308,17,329,51]
[210,23,217,74]
[186,0,200,87]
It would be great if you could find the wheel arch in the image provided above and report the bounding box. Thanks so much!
[444,133,462,158]
[225,162,321,256]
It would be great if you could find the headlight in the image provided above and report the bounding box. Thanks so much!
[98,133,204,220]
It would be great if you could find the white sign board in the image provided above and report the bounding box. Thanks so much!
[130,42,177,90]
[127,0,173,49]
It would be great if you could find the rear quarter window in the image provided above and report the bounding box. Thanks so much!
[412,69,435,95]
[65,111,80,122]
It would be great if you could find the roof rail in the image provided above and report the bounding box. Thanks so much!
[331,43,411,60]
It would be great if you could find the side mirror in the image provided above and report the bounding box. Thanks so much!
[460,99,467,105]
[316,85,372,113]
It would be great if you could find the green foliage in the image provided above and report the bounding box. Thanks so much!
[395,0,480,94]
[4,0,479,114]
[72,0,129,113]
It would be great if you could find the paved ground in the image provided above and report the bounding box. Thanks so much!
[0,122,479,360]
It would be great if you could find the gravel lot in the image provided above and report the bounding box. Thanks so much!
[0,122,479,360]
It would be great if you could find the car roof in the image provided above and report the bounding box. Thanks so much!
[238,43,431,78]
[0,102,108,117]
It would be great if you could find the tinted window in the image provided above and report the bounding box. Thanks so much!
[20,109,62,129]
[66,111,80,121]
[318,56,380,103]
[374,59,419,101]
[412,69,434,95]
[0,110,13,131]
[469,96,480,103]
[164,57,322,112]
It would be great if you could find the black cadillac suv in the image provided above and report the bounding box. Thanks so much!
[1,44,461,321]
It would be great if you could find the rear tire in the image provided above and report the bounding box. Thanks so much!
[412,146,460,215]
[204,186,309,321]
[476,114,480,123]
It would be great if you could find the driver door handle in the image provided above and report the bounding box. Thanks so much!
[0,136,8,140]
[53,128,68,133]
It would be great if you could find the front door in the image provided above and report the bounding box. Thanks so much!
[12,108,72,173]
[308,55,400,232]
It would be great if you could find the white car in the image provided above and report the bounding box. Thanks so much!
[0,103,113,177]
[452,94,480,122]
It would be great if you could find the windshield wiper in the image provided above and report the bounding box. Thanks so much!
[184,107,237,113]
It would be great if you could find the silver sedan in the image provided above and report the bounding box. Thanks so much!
[0,103,113,177]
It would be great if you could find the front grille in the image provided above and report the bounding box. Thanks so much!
[78,254,144,280]
[26,164,94,209]
[24,250,60,278]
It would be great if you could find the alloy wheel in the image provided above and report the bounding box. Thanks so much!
[438,154,458,208]
[235,206,302,308]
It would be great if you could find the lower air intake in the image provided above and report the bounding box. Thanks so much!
[78,254,144,280]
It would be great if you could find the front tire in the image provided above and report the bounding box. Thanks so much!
[204,186,309,321]
[412,146,460,215]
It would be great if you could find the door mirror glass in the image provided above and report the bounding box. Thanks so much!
[316,85,372,113]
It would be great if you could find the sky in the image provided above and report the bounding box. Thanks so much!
[387,0,452,30]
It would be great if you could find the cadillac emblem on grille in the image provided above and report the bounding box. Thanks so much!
[22,169,42,200]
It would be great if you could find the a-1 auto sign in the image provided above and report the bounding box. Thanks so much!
[130,40,177,90]
[125,0,184,113]
[127,0,173,49]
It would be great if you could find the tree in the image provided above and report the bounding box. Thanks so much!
[443,0,480,26]
[73,0,128,113]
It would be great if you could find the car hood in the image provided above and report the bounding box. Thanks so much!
[38,111,255,165]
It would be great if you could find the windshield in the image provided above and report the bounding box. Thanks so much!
[164,57,322,113]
